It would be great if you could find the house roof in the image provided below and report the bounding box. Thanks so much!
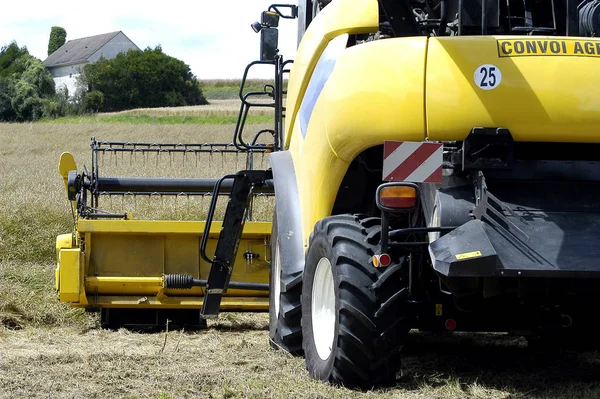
[44,31,123,68]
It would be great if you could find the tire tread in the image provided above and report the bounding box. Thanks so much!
[303,214,410,389]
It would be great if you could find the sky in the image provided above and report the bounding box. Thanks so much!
[0,0,300,79]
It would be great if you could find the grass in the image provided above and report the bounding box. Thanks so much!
[0,109,599,398]
[39,99,276,125]
[199,79,287,100]
[40,114,273,125]
[0,323,598,398]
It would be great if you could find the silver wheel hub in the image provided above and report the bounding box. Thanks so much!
[312,257,336,360]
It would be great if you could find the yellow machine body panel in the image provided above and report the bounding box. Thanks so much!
[426,36,600,142]
[288,36,428,247]
[284,0,379,149]
[55,220,271,310]
[58,249,81,303]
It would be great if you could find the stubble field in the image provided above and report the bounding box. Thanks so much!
[0,101,598,398]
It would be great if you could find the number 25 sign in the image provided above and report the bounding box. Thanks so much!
[474,64,502,90]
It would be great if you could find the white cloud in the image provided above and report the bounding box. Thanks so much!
[0,0,299,78]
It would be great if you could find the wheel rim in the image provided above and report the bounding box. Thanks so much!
[312,256,336,360]
[273,237,281,319]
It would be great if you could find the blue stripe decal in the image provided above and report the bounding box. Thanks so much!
[299,34,348,139]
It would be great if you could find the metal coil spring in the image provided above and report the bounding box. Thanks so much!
[164,274,194,289]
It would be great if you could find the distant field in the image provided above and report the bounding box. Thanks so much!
[199,79,287,100]
[38,79,282,124]
[0,114,598,399]
[42,98,275,125]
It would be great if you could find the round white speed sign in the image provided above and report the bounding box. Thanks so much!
[474,64,502,90]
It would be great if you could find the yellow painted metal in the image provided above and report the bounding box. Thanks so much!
[59,249,81,302]
[289,37,428,247]
[58,152,77,192]
[86,276,165,295]
[55,233,73,292]
[284,0,379,149]
[58,152,77,215]
[77,219,271,237]
[56,219,271,310]
[317,37,428,162]
[68,296,269,311]
[55,233,73,262]
[426,36,600,142]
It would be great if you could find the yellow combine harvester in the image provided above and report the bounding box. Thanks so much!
[56,0,600,389]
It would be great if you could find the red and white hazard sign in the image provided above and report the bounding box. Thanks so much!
[382,141,443,183]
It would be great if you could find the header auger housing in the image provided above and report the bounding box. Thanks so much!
[56,0,600,390]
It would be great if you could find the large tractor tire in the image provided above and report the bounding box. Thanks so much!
[301,214,411,389]
[269,211,303,355]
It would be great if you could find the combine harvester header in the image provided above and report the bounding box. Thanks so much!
[55,30,291,326]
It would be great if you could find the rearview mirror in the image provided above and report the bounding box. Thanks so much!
[260,28,279,61]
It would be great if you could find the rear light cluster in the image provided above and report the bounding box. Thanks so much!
[376,182,419,212]
[371,253,391,267]
[379,186,417,208]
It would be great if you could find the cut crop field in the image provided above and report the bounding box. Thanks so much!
[0,113,599,398]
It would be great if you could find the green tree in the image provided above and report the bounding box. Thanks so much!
[0,42,29,120]
[11,80,47,121]
[2,54,58,121]
[0,81,16,121]
[20,55,55,97]
[48,27,67,56]
[81,46,208,112]
[45,85,74,118]
[0,41,29,78]
[83,90,104,112]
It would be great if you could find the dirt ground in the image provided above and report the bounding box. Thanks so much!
[1,313,598,399]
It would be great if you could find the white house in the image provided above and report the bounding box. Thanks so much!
[44,31,140,96]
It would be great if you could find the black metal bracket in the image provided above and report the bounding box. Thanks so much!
[462,127,514,170]
[199,169,273,318]
[472,172,541,259]
[268,4,298,19]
